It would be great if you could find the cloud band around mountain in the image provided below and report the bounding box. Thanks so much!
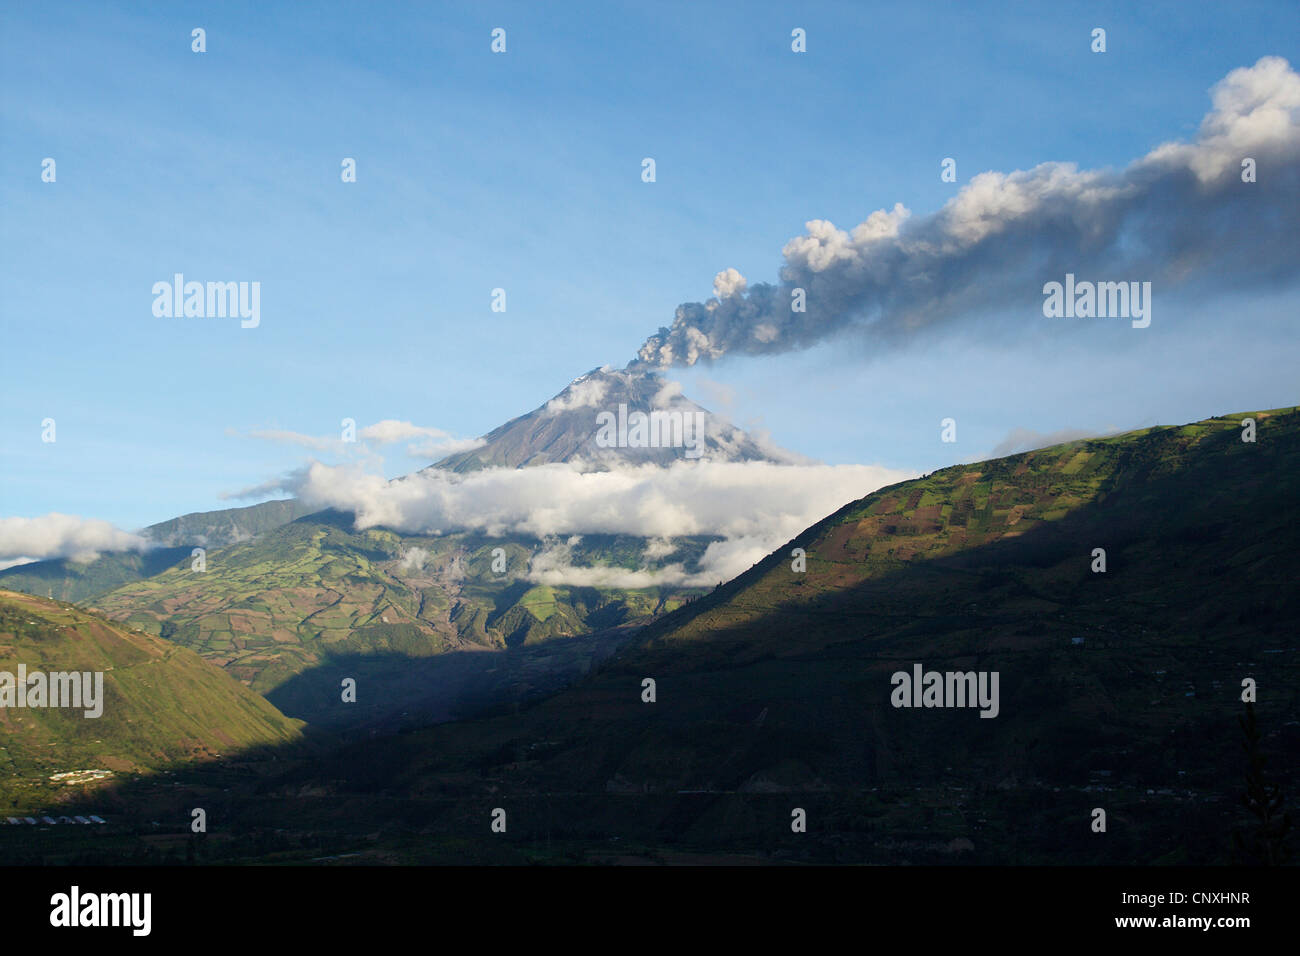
[266,458,916,584]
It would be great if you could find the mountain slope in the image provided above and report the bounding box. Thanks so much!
[0,499,318,604]
[142,498,317,548]
[431,366,795,471]
[274,406,1299,863]
[80,368,802,726]
[0,547,192,605]
[88,513,712,726]
[0,590,303,811]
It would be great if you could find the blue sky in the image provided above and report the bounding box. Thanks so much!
[3,0,1299,533]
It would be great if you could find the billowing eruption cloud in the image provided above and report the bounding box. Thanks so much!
[634,57,1300,368]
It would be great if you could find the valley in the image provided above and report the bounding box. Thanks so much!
[2,405,1294,865]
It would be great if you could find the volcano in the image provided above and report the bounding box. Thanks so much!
[430,366,796,472]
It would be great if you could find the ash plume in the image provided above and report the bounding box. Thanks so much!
[633,57,1300,369]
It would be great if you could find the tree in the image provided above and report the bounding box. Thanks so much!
[1231,703,1291,864]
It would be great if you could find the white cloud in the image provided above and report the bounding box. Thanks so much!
[238,420,481,464]
[398,546,429,571]
[990,426,1120,458]
[545,375,611,413]
[265,458,915,584]
[642,537,678,560]
[219,477,290,501]
[0,513,151,566]
[360,420,458,444]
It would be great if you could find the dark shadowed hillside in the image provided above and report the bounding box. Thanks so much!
[233,407,1298,864]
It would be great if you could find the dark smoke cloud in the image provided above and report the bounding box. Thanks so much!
[633,57,1300,368]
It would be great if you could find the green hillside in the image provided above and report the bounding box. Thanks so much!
[0,498,316,604]
[87,514,710,725]
[0,590,303,813]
